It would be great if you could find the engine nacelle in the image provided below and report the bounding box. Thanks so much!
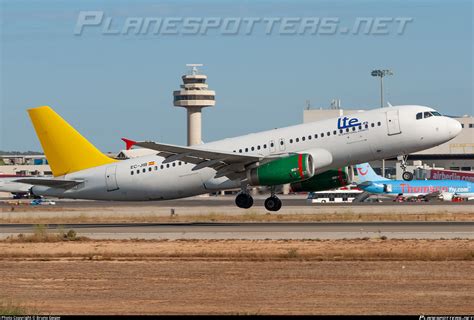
[290,168,349,192]
[440,192,453,202]
[298,148,333,173]
[247,154,314,186]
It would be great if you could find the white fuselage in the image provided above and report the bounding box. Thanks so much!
[32,105,462,201]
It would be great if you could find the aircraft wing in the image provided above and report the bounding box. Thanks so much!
[420,191,442,200]
[14,178,82,189]
[135,140,274,180]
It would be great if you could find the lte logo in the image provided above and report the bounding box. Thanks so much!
[337,116,361,129]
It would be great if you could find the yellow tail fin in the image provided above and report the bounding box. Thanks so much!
[28,106,117,177]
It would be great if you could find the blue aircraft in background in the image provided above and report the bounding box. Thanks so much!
[354,163,474,202]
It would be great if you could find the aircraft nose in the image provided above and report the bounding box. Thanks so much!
[447,118,462,139]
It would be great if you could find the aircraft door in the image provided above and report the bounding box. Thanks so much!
[105,165,119,191]
[386,110,401,135]
[383,184,392,193]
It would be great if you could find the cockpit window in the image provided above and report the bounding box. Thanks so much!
[416,112,423,120]
[432,111,442,116]
[424,112,433,118]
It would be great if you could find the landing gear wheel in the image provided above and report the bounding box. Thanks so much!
[265,196,282,212]
[402,171,413,181]
[235,193,254,209]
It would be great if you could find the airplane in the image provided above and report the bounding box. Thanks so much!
[12,105,461,211]
[0,175,32,198]
[0,175,51,199]
[354,162,474,201]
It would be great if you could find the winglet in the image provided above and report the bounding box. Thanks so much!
[121,138,137,150]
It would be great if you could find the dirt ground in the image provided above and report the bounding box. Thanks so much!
[1,239,473,315]
[1,260,472,315]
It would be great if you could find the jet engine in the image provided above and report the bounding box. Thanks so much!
[440,192,453,202]
[247,154,314,186]
[290,168,350,192]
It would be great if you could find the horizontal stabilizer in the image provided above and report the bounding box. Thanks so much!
[14,178,82,189]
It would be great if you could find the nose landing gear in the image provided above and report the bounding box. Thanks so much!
[402,171,413,181]
[398,155,413,181]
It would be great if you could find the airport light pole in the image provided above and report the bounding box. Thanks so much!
[371,69,393,178]
[371,69,393,108]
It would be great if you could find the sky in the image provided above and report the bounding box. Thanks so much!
[0,0,472,152]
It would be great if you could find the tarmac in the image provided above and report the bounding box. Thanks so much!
[1,221,473,240]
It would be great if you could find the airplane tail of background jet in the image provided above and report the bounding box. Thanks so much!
[28,106,117,177]
[354,162,389,183]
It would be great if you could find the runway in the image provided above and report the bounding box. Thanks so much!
[1,221,472,240]
[2,197,472,208]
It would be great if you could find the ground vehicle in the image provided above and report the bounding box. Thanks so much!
[307,187,363,203]
[30,199,56,206]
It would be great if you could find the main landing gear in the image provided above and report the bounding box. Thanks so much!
[235,192,254,209]
[398,155,413,181]
[264,186,282,212]
[234,186,283,211]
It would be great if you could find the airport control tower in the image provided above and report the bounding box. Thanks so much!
[173,64,216,146]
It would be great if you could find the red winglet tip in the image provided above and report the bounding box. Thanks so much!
[121,138,137,150]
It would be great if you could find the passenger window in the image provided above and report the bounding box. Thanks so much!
[270,142,274,147]
[178,161,182,166]
[131,171,134,175]
[416,112,423,120]
[251,147,254,151]
[314,134,318,139]
[172,162,176,167]
[424,112,432,118]
[154,166,158,170]
[339,129,343,134]
[358,125,362,130]
[142,168,146,173]
[161,165,164,169]
[365,124,368,129]
[327,132,330,136]
[308,135,311,140]
[136,170,140,174]
[239,149,242,153]
[296,138,299,142]
[166,164,170,168]
[346,128,349,132]
[280,140,284,145]
[257,145,261,150]
[302,137,305,141]
[352,127,356,131]
[264,144,267,148]
[290,139,293,143]
[148,167,152,172]
[333,130,337,135]
[371,123,375,127]
[377,121,381,126]
[245,148,248,152]
[321,133,324,137]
